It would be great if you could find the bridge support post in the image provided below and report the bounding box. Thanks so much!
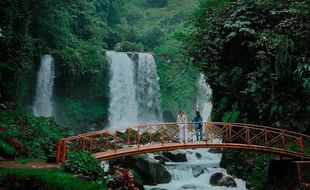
[137,127,141,149]
[161,125,165,146]
[61,140,67,163]
[56,140,61,163]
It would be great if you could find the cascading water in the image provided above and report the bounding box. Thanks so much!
[196,73,212,120]
[145,147,247,190]
[107,51,139,128]
[33,54,55,117]
[136,53,162,123]
[144,74,247,190]
[107,51,162,129]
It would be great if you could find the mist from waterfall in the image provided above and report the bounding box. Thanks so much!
[33,54,55,117]
[107,51,162,129]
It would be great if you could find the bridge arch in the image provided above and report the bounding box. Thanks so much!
[56,122,310,162]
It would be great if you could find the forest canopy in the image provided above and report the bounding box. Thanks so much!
[185,0,310,132]
[0,0,200,129]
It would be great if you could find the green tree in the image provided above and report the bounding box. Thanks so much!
[185,0,310,188]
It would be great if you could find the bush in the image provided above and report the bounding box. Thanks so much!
[0,139,16,158]
[113,41,144,52]
[105,166,138,190]
[0,168,106,190]
[63,151,104,180]
[0,109,73,159]
[6,137,28,157]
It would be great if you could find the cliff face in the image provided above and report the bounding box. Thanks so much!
[267,160,310,189]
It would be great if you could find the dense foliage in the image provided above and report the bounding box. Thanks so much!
[185,0,310,188]
[0,168,106,190]
[63,151,104,180]
[118,0,201,119]
[0,0,124,130]
[105,166,138,190]
[0,109,73,159]
[186,0,310,131]
[155,31,199,120]
[0,0,201,130]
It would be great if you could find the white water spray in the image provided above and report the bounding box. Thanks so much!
[33,55,55,117]
[107,51,162,129]
[136,53,162,123]
[107,51,139,128]
[196,73,212,120]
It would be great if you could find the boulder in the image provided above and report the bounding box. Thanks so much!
[113,41,143,52]
[122,154,172,185]
[220,176,237,187]
[154,153,172,164]
[162,151,187,162]
[192,166,204,178]
[219,152,228,168]
[209,172,237,187]
[210,172,224,185]
[195,152,202,159]
[126,52,139,63]
[208,148,222,154]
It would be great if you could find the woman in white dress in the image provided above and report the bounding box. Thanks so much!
[177,111,188,143]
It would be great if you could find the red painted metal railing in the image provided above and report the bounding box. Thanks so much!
[56,122,310,163]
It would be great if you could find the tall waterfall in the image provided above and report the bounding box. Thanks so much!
[136,53,162,123]
[196,73,212,120]
[107,51,139,128]
[107,51,162,128]
[33,55,55,117]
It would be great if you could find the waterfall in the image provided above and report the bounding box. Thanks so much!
[107,51,139,128]
[196,73,212,120]
[136,53,162,123]
[33,54,55,117]
[107,51,162,129]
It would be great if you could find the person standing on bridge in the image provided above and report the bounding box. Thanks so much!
[192,111,203,141]
[177,111,188,143]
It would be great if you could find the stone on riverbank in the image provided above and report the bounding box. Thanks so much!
[209,172,237,187]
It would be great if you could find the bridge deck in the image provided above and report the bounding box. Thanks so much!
[93,142,310,161]
[56,122,310,162]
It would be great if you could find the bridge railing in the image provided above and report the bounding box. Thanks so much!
[56,122,310,163]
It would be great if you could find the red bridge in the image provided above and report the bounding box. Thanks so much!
[56,122,310,163]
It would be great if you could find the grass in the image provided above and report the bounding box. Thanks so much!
[0,168,107,190]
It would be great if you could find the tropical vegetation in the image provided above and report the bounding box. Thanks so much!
[184,0,310,188]
[0,0,309,189]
